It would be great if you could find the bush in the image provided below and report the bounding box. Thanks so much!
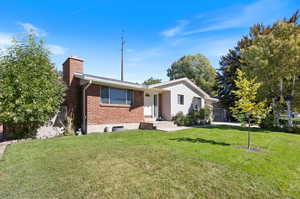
[172,112,186,126]
[173,107,212,126]
[286,126,300,134]
[260,113,274,129]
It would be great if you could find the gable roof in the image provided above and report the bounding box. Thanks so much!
[74,72,218,102]
[149,77,216,100]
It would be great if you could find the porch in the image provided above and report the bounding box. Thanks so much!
[143,90,171,122]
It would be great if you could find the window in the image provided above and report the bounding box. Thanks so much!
[193,97,202,111]
[178,94,184,105]
[100,86,133,105]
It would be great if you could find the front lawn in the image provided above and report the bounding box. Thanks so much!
[0,126,299,198]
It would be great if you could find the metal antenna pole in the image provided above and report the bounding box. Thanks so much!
[121,30,125,81]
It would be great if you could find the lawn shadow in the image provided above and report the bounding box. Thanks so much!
[200,125,300,135]
[169,137,230,146]
[200,125,270,133]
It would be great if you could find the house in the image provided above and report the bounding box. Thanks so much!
[63,56,218,133]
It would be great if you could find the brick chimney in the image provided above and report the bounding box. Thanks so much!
[63,56,84,118]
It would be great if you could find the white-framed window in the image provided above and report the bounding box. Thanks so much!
[100,86,133,105]
[193,97,202,111]
[178,94,184,105]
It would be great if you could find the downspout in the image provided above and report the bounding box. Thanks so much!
[82,80,92,134]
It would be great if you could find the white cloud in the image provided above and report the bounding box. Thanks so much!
[161,20,189,37]
[18,22,47,36]
[0,33,12,50]
[160,0,287,37]
[183,0,286,35]
[47,44,67,55]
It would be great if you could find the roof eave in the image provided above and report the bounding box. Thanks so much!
[74,73,165,92]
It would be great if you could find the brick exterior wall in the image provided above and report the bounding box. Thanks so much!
[86,84,144,124]
[63,57,83,117]
[63,56,145,127]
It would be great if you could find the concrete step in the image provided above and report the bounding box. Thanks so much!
[150,121,178,129]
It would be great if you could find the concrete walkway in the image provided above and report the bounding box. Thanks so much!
[211,122,242,126]
[158,126,192,132]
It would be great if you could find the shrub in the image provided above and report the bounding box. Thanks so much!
[184,114,194,126]
[63,116,75,136]
[260,113,274,129]
[172,112,185,126]
[173,106,212,126]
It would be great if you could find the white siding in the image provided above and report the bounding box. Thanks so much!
[159,82,205,118]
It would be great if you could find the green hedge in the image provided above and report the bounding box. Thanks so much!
[172,107,211,126]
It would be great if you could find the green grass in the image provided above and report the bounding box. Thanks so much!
[0,126,300,199]
[280,117,300,122]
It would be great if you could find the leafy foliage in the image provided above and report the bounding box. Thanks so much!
[143,77,162,85]
[167,54,217,96]
[173,106,212,126]
[241,20,300,127]
[231,69,270,125]
[217,11,300,119]
[231,69,270,149]
[0,33,65,138]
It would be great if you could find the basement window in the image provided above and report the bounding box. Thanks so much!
[101,86,133,105]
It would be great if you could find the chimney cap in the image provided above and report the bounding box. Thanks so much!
[68,56,84,62]
[63,56,84,65]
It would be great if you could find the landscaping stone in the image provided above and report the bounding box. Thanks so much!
[0,138,31,159]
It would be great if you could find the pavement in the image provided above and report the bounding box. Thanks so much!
[211,122,242,126]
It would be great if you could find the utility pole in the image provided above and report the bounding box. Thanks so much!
[121,30,125,81]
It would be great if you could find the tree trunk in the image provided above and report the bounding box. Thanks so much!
[248,121,251,150]
[286,100,293,128]
[272,98,280,127]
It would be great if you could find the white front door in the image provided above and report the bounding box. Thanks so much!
[144,92,159,120]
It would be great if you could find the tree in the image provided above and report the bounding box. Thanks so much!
[217,24,270,113]
[143,77,162,85]
[0,33,65,138]
[241,21,300,128]
[218,10,300,126]
[167,54,217,96]
[231,69,270,149]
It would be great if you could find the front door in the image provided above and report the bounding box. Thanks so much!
[153,94,158,118]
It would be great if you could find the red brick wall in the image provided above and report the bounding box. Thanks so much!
[86,84,144,124]
[63,57,83,115]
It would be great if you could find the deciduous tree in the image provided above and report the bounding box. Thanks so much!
[167,54,217,96]
[241,21,300,128]
[0,33,65,138]
[231,69,270,149]
[143,77,162,85]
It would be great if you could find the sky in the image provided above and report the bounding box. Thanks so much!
[0,0,298,83]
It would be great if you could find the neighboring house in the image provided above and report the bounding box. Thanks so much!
[63,56,218,133]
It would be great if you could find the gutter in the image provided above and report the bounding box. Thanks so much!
[82,80,92,134]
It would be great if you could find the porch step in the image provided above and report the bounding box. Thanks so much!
[144,117,156,122]
[150,121,178,129]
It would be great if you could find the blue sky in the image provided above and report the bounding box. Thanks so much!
[0,0,298,82]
